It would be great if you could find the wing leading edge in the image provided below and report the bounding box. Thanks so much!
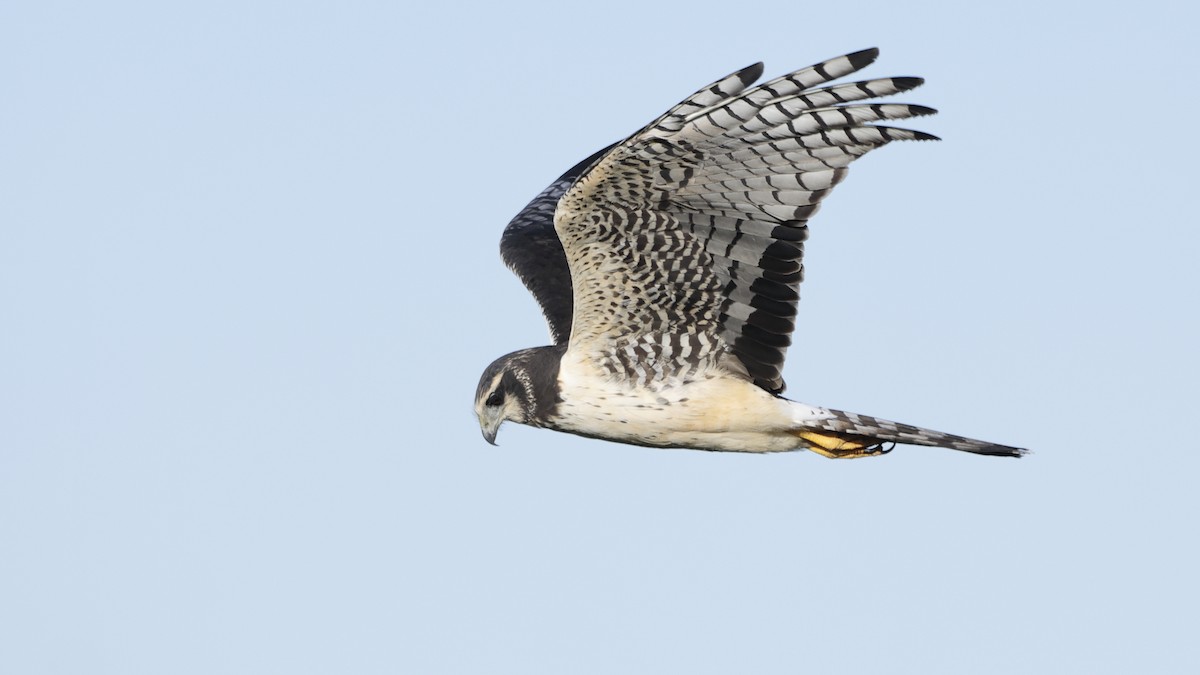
[499,145,614,345]
[504,49,937,393]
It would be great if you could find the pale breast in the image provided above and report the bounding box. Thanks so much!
[551,353,801,452]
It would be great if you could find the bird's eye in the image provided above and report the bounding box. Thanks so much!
[485,390,505,407]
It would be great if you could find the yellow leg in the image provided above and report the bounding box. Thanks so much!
[793,431,894,459]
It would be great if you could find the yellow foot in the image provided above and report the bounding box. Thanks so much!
[793,431,894,459]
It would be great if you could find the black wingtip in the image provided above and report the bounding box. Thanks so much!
[891,76,925,92]
[847,47,880,70]
[913,130,941,142]
[739,62,765,87]
[961,442,1029,458]
[908,104,938,117]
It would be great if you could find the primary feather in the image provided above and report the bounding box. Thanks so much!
[476,49,1026,459]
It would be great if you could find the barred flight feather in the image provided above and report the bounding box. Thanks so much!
[649,63,765,134]
[558,50,935,393]
[479,49,1027,459]
[675,49,882,126]
[502,50,939,394]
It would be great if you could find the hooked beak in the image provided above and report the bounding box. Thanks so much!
[479,413,501,446]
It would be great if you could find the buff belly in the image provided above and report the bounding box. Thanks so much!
[552,358,827,453]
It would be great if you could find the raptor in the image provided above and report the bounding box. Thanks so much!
[475,49,1025,458]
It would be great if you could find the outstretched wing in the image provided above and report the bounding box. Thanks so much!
[500,145,614,344]
[555,48,937,393]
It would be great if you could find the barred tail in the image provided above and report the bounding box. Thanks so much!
[792,407,1027,459]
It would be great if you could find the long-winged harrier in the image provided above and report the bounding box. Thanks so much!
[474,49,1025,458]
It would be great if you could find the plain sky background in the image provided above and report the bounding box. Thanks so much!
[3,1,1198,673]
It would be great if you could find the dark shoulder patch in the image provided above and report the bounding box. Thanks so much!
[500,144,618,344]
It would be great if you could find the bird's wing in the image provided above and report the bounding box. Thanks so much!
[555,48,937,393]
[500,145,614,345]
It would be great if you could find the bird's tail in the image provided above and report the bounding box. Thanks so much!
[791,407,1027,459]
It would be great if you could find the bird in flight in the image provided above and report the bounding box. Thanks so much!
[475,48,1025,458]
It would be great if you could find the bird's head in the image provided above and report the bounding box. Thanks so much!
[474,351,535,445]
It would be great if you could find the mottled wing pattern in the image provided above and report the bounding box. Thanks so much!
[556,49,937,392]
[500,145,615,344]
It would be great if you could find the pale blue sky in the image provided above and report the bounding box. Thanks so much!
[2,1,1198,673]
